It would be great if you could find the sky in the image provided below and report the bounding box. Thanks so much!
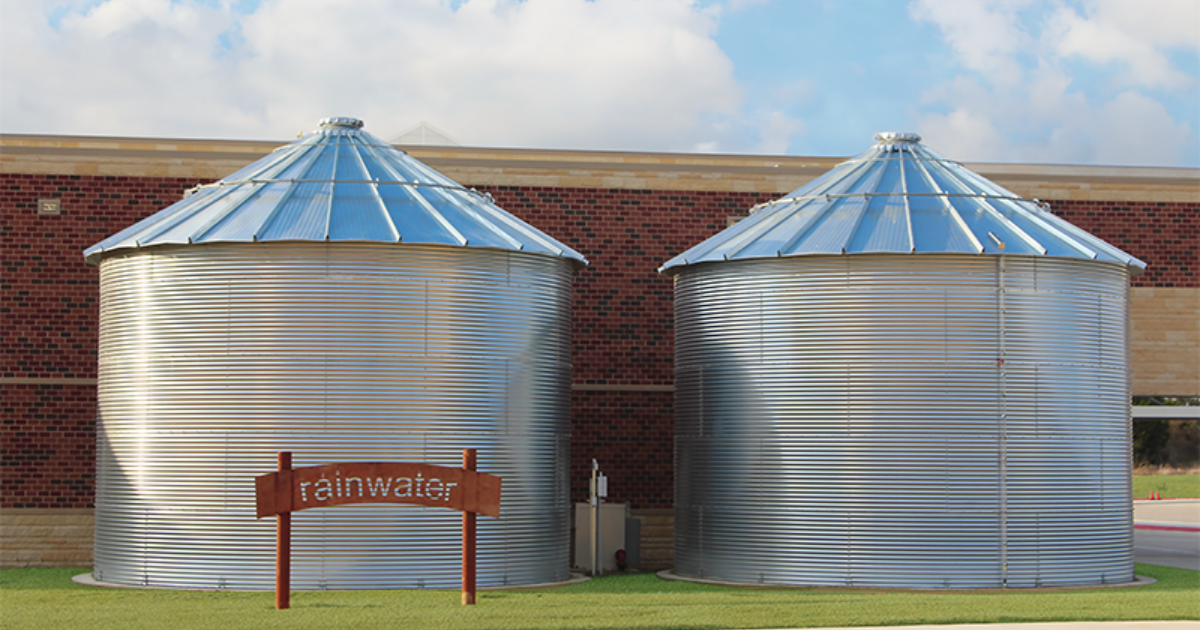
[1,0,1197,167]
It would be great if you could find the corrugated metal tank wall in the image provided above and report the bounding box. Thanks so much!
[673,254,1133,588]
[93,243,573,589]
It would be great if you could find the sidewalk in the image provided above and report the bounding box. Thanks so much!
[771,624,1199,630]
[1135,499,1200,532]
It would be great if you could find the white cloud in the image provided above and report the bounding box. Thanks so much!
[908,0,1035,86]
[1,0,784,153]
[1,0,254,135]
[918,70,1193,166]
[1084,91,1194,165]
[727,0,769,10]
[910,0,1198,166]
[917,99,1016,161]
[1046,0,1199,90]
[752,110,804,154]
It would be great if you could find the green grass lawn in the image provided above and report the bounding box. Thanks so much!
[2,565,1197,630]
[1133,474,1200,500]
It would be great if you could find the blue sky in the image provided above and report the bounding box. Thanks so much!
[2,0,1197,166]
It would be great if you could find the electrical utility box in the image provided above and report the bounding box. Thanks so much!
[573,503,629,573]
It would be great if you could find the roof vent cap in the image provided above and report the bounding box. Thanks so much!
[874,131,921,144]
[319,117,364,129]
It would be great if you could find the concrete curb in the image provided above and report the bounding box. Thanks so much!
[1136,522,1200,532]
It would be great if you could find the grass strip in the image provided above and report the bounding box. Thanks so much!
[1133,473,1200,500]
[1,564,1197,630]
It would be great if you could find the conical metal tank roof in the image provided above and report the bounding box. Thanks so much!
[660,132,1145,275]
[84,117,587,267]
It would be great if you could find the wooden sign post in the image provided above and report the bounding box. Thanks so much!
[462,449,477,605]
[276,452,292,610]
[255,449,501,609]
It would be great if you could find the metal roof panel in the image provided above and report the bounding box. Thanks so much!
[85,118,586,267]
[661,133,1145,275]
[853,195,913,254]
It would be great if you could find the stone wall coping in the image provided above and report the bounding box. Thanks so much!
[4,132,1197,200]
[1,508,95,516]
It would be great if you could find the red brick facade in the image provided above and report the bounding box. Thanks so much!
[570,390,676,508]
[1052,200,1197,288]
[3,174,195,380]
[3,173,1196,510]
[490,186,776,388]
[1,384,96,507]
[3,174,199,508]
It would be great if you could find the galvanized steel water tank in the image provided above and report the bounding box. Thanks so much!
[85,117,586,589]
[661,132,1145,588]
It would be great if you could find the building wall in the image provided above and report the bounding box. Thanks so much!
[1129,287,1200,397]
[2,134,1197,568]
[1052,200,1199,397]
[4,174,195,521]
[0,509,93,567]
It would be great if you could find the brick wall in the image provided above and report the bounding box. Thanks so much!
[485,186,775,508]
[489,186,774,389]
[570,390,675,509]
[2,174,203,513]
[3,174,200,380]
[3,172,1197,517]
[1052,200,1197,288]
[2,384,96,508]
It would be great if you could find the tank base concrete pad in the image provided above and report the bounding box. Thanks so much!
[72,572,590,591]
[656,570,1157,590]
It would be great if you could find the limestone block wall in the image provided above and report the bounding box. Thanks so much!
[1131,287,1200,397]
[0,509,92,567]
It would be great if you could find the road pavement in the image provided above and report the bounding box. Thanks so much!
[1134,499,1200,571]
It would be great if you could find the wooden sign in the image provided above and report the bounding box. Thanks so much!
[255,461,501,519]
[255,450,501,609]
